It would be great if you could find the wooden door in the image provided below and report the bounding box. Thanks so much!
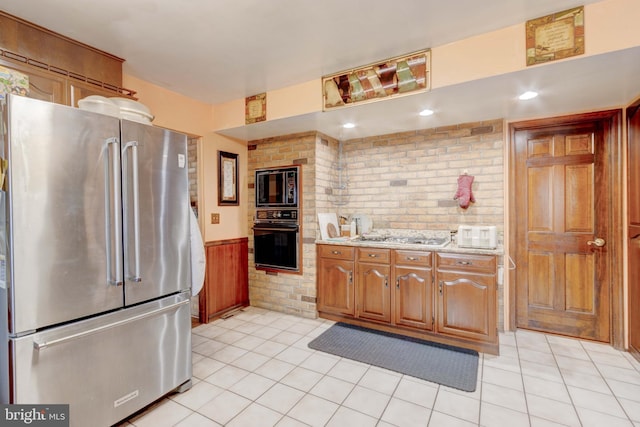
[512,116,614,342]
[628,100,640,361]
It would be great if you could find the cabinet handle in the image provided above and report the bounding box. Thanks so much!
[368,253,378,258]
[349,271,353,284]
[406,257,418,261]
[439,281,443,295]
[396,279,400,289]
[385,277,388,288]
[331,250,341,255]
[457,261,472,265]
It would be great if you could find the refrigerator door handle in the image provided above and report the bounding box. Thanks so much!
[122,140,142,283]
[106,137,123,286]
[33,298,190,350]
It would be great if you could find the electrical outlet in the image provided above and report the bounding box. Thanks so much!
[210,213,220,224]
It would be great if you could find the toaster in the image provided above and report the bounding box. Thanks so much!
[457,225,497,249]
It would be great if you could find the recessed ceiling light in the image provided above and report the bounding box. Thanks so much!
[342,123,355,129]
[519,91,538,100]
[419,109,434,116]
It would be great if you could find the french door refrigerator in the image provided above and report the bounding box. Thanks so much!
[0,95,192,426]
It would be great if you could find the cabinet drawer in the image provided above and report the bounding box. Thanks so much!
[318,245,355,260]
[393,250,432,267]
[357,248,391,264]
[436,252,496,273]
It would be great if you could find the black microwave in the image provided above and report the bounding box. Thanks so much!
[255,166,300,208]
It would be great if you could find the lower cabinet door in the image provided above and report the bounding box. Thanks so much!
[356,263,391,323]
[437,270,496,342]
[317,258,355,316]
[394,266,433,330]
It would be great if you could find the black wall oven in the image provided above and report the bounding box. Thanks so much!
[253,209,299,272]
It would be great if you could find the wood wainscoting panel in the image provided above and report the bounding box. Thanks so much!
[198,238,249,323]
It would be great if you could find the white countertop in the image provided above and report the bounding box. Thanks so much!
[316,237,504,256]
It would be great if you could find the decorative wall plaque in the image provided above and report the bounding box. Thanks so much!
[526,6,584,66]
[245,93,266,124]
[322,49,430,111]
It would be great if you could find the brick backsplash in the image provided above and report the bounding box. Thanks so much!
[247,119,505,323]
[339,119,504,232]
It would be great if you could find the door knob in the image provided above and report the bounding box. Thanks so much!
[587,237,606,247]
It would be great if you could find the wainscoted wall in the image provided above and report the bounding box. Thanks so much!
[247,119,505,326]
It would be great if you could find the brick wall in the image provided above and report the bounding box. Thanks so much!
[247,119,505,326]
[188,137,198,212]
[247,131,337,318]
[337,119,504,232]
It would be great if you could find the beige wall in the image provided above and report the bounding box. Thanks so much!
[212,80,322,131]
[123,75,249,242]
[211,0,640,132]
[123,74,213,137]
[201,133,248,242]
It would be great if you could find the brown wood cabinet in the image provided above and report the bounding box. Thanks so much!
[316,245,355,316]
[393,250,434,331]
[316,244,499,354]
[356,248,391,323]
[0,11,124,87]
[198,238,249,323]
[0,57,133,106]
[68,80,129,107]
[436,253,497,345]
[0,58,67,104]
[0,12,134,107]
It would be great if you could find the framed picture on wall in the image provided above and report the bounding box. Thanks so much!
[218,150,239,206]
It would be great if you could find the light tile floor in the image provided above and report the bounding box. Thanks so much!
[119,306,640,427]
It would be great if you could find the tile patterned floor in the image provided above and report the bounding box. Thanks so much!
[119,306,640,427]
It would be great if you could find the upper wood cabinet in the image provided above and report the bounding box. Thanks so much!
[0,58,66,104]
[0,11,123,87]
[68,80,127,107]
[0,11,135,106]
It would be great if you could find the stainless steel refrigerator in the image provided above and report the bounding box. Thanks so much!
[0,95,192,426]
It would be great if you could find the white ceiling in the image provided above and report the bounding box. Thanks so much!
[2,0,639,140]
